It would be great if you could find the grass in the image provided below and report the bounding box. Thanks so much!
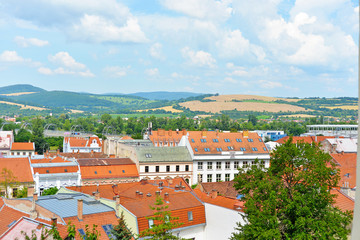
[111,113,179,118]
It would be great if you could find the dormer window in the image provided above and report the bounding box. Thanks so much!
[145,154,152,158]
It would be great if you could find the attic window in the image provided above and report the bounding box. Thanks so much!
[102,225,115,239]
[224,138,230,142]
[259,138,263,142]
[212,139,219,143]
[247,139,254,142]
[122,170,125,173]
[191,139,195,143]
[263,147,267,151]
[95,171,97,174]
[240,147,246,151]
[109,170,112,174]
[228,146,234,150]
[216,148,222,152]
[252,147,258,151]
[46,170,49,173]
[204,148,210,152]
[200,139,207,143]
[78,229,85,237]
[145,154,152,158]
[236,139,242,142]
[64,169,68,172]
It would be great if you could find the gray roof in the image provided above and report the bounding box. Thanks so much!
[33,193,114,218]
[136,146,192,163]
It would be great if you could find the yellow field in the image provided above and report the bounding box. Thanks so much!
[324,106,357,110]
[69,109,84,113]
[0,92,37,96]
[205,94,300,102]
[180,100,309,113]
[137,106,183,113]
[282,114,315,118]
[0,101,48,111]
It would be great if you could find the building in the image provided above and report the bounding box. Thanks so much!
[64,178,206,239]
[0,156,34,198]
[103,137,153,157]
[254,130,287,141]
[148,129,186,147]
[175,130,270,184]
[10,142,35,156]
[0,131,13,156]
[78,158,139,185]
[63,135,102,153]
[306,124,357,138]
[30,155,81,195]
[321,138,357,154]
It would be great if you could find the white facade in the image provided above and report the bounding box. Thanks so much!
[204,203,245,240]
[0,131,13,156]
[140,162,193,184]
[11,150,35,156]
[173,224,205,240]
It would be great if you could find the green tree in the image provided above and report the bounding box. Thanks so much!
[140,196,183,240]
[110,212,133,240]
[15,128,32,142]
[42,187,59,196]
[231,137,352,240]
[16,187,28,198]
[0,168,18,198]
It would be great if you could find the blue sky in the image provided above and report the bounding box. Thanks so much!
[0,0,358,97]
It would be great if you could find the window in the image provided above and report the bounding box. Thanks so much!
[213,138,219,142]
[108,170,111,174]
[145,166,149,173]
[200,138,207,143]
[228,146,234,150]
[234,173,239,178]
[156,166,160,172]
[94,171,98,174]
[236,138,242,142]
[176,165,180,172]
[247,139,253,142]
[234,161,239,169]
[12,188,17,198]
[185,165,189,171]
[216,147,222,152]
[225,173,230,181]
[207,174,212,182]
[216,174,221,182]
[260,161,265,168]
[243,161,248,168]
[263,147,267,151]
[252,147,258,151]
[102,224,115,239]
[78,229,86,237]
[251,161,256,166]
[198,174,203,182]
[204,148,210,152]
[145,153,152,158]
[207,162,213,170]
[191,139,195,143]
[216,162,221,170]
[240,147,246,151]
[64,169,68,172]
[122,170,125,173]
[224,138,230,142]
[225,161,230,169]
[198,162,203,170]
[166,165,170,172]
[194,148,198,152]
[46,170,49,173]
[259,138,263,142]
[148,219,154,228]
[188,211,193,221]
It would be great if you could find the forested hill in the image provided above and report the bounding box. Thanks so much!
[0,84,45,94]
[128,91,204,100]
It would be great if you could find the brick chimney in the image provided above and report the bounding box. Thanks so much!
[211,190,218,199]
[30,193,38,219]
[164,192,169,202]
[33,192,38,201]
[51,217,57,227]
[57,149,60,155]
[77,199,83,221]
[94,191,100,200]
[27,186,35,197]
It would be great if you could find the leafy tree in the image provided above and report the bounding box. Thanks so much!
[110,212,133,240]
[42,187,59,196]
[140,196,183,240]
[231,137,352,240]
[15,128,32,142]
[0,168,18,198]
[16,187,28,198]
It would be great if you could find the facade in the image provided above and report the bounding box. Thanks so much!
[147,129,186,147]
[176,130,270,184]
[254,130,287,141]
[64,178,206,239]
[0,131,13,156]
[10,142,35,156]
[63,135,102,153]
[78,158,139,185]
[103,137,153,157]
[30,155,81,195]
[321,138,357,154]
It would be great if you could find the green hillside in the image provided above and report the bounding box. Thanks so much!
[128,91,203,100]
[0,84,45,94]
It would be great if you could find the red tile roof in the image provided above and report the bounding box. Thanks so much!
[331,153,357,188]
[276,136,342,144]
[31,156,71,164]
[11,142,35,151]
[50,152,108,159]
[64,136,102,148]
[121,136,134,140]
[0,157,33,182]
[331,189,354,212]
[78,158,135,166]
[193,189,244,211]
[33,166,79,174]
[0,203,30,236]
[196,181,238,199]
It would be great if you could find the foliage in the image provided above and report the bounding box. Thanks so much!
[110,212,133,240]
[191,184,198,189]
[42,187,59,196]
[15,128,32,142]
[0,168,18,198]
[140,196,183,240]
[16,187,28,198]
[231,137,352,240]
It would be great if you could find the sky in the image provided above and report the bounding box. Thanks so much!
[0,0,358,97]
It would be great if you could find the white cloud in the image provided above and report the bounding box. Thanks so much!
[223,77,237,84]
[181,47,216,68]
[14,36,49,47]
[37,67,52,75]
[103,66,129,77]
[49,52,86,70]
[70,15,147,43]
[161,0,232,21]
[149,43,165,60]
[0,51,25,62]
[40,67,95,77]
[258,80,282,89]
[145,68,159,76]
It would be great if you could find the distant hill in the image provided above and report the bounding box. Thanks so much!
[128,91,204,100]
[0,84,45,94]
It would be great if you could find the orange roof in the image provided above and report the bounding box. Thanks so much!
[276,136,342,144]
[331,189,354,212]
[150,129,186,144]
[33,166,79,174]
[197,181,238,198]
[0,203,30,236]
[31,156,71,164]
[331,153,357,188]
[65,136,102,148]
[50,152,108,159]
[121,136,134,140]
[80,165,138,179]
[194,189,244,211]
[0,157,33,182]
[11,142,35,151]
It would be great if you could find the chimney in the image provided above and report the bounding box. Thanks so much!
[57,149,60,155]
[164,192,169,202]
[51,217,57,227]
[155,191,160,196]
[115,195,120,205]
[33,192,38,201]
[30,193,38,219]
[211,190,218,199]
[135,190,139,198]
[27,186,35,197]
[243,130,249,138]
[182,129,187,136]
[77,199,83,221]
[72,150,74,153]
[46,150,49,156]
[168,179,173,185]
[139,192,143,198]
[93,191,100,200]
[215,129,219,137]
[201,130,206,137]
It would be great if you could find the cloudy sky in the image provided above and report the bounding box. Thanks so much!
[0,0,358,97]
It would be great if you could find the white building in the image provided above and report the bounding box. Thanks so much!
[10,142,35,156]
[63,135,102,153]
[0,131,14,156]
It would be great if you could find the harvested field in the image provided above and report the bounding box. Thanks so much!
[0,92,37,96]
[0,101,48,110]
[179,101,309,113]
[137,106,183,113]
[69,109,84,113]
[282,114,315,118]
[324,106,357,110]
[205,94,300,102]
